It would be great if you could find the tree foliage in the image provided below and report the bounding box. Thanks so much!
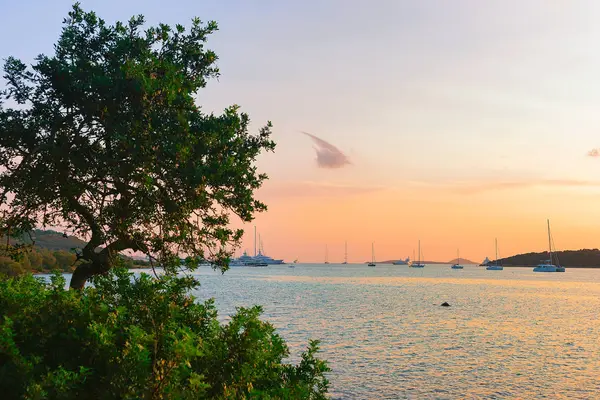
[0,4,274,289]
[0,270,330,399]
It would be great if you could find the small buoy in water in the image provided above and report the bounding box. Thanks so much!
[441,302,450,307]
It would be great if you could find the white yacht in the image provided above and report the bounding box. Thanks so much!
[251,250,284,265]
[486,238,503,270]
[533,261,559,272]
[229,250,279,267]
[533,220,565,273]
[229,227,285,266]
[393,257,410,265]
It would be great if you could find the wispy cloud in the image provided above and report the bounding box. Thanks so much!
[259,181,384,198]
[587,148,600,157]
[301,131,351,169]
[414,179,600,194]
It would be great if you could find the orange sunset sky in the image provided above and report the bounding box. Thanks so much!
[3,1,600,262]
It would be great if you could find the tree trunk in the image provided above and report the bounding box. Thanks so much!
[70,260,111,290]
[70,237,138,289]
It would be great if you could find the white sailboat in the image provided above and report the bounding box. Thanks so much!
[486,238,503,270]
[368,242,376,266]
[324,245,329,264]
[342,241,348,264]
[410,240,425,268]
[533,219,565,272]
[451,249,464,269]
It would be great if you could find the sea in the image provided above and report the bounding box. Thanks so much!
[190,263,600,399]
[52,264,600,399]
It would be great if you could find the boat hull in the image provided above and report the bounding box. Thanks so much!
[533,264,561,272]
[451,265,464,269]
[486,266,503,270]
[410,264,425,268]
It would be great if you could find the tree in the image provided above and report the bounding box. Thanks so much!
[40,249,57,270]
[53,250,77,271]
[0,4,274,289]
[0,270,330,398]
[0,256,23,277]
[27,251,43,270]
[19,252,32,271]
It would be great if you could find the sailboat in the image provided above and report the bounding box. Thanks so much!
[451,249,464,269]
[410,240,425,268]
[324,245,329,264]
[342,241,348,264]
[486,238,503,270]
[368,242,376,267]
[533,220,565,272]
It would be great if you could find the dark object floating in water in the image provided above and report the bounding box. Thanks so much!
[441,302,450,307]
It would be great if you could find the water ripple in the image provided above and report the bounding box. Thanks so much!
[189,264,600,399]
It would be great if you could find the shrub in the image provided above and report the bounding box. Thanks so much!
[0,256,24,277]
[0,270,329,399]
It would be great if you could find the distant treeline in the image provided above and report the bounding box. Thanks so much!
[0,247,77,276]
[0,246,151,277]
[488,249,600,267]
[0,230,151,276]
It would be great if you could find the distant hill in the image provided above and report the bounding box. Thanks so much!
[485,249,600,268]
[2,229,87,251]
[446,258,478,265]
[25,229,87,251]
[377,258,479,265]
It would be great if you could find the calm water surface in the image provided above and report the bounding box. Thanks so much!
[188,264,600,399]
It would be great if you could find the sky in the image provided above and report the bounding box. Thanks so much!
[2,1,600,263]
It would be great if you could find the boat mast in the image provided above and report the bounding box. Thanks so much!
[254,226,257,257]
[495,238,498,266]
[457,249,460,265]
[418,240,421,264]
[547,219,552,265]
[372,242,375,263]
[345,241,348,263]
[325,245,328,263]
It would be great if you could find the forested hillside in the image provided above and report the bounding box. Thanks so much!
[486,249,600,267]
[0,230,149,276]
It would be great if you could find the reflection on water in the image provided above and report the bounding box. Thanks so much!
[189,264,600,399]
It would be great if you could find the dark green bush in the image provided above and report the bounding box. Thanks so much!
[0,270,329,399]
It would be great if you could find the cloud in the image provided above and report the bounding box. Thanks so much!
[259,181,385,198]
[301,131,351,169]
[414,179,600,195]
[588,148,600,157]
